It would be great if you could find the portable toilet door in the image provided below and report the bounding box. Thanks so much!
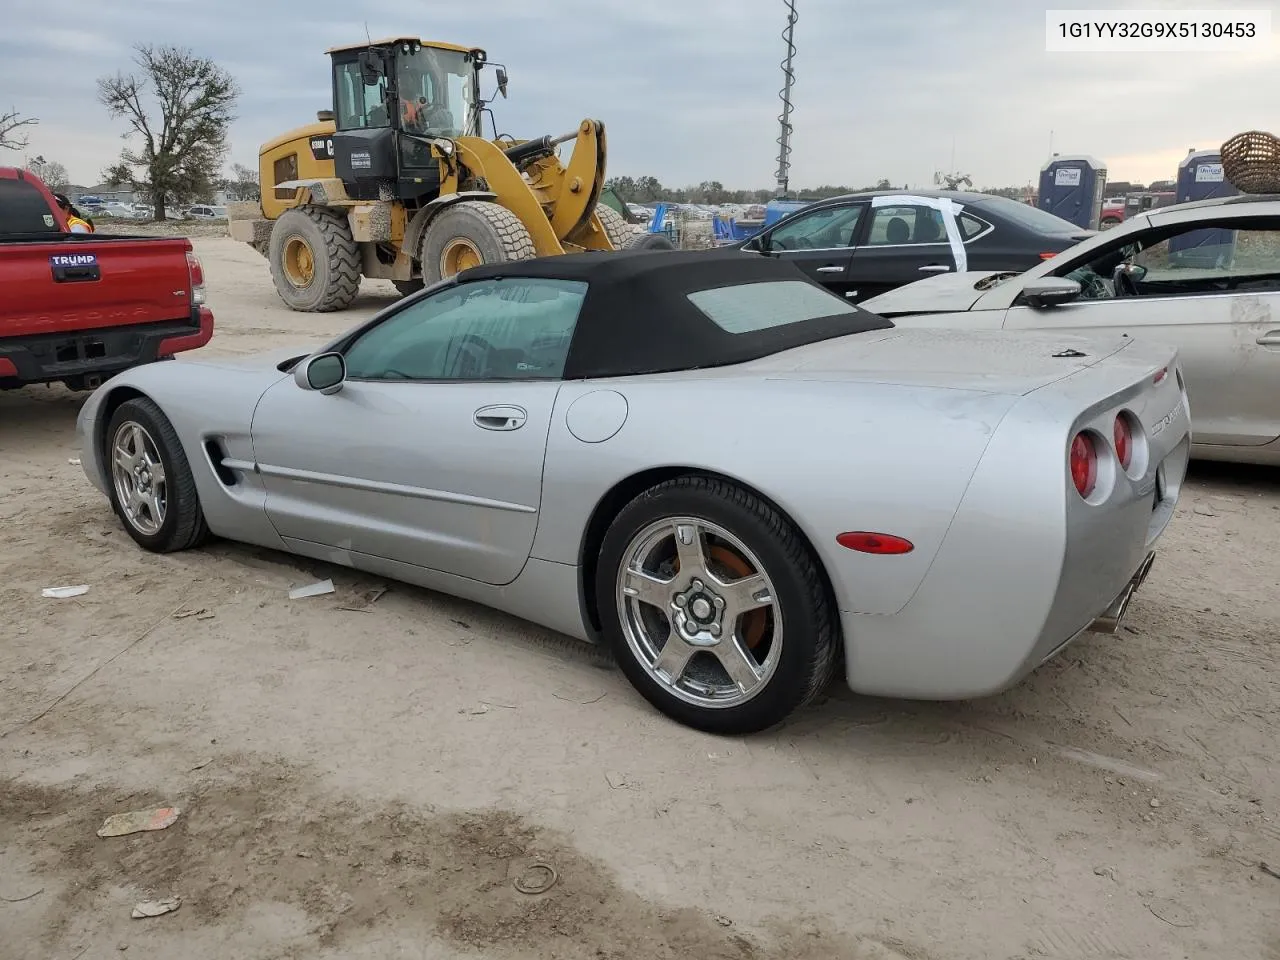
[1168,149,1240,267]
[1038,155,1108,230]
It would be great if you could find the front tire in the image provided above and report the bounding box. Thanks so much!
[105,398,210,554]
[268,206,361,312]
[421,201,536,284]
[596,476,837,734]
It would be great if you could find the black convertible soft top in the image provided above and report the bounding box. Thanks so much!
[458,248,894,379]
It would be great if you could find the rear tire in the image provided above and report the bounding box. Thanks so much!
[104,398,210,554]
[268,207,361,312]
[594,204,635,249]
[595,476,837,734]
[624,231,676,251]
[421,201,536,284]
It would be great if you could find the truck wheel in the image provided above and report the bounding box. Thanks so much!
[624,232,676,251]
[421,201,536,283]
[105,397,210,554]
[595,476,838,734]
[594,204,635,249]
[268,207,361,312]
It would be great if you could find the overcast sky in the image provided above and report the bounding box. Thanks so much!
[3,0,1278,191]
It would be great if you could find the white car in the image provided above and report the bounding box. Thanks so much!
[187,204,228,220]
[864,193,1280,466]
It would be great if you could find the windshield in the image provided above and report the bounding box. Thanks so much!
[396,47,478,137]
[972,196,1083,235]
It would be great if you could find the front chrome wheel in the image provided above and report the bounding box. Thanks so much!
[615,516,783,710]
[110,420,168,536]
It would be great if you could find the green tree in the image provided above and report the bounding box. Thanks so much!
[97,44,239,221]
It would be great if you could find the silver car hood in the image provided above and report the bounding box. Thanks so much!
[747,328,1133,396]
[863,271,1016,315]
[177,345,312,374]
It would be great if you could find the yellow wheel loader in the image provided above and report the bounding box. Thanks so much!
[229,37,673,312]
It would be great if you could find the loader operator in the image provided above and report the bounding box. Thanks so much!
[398,58,456,136]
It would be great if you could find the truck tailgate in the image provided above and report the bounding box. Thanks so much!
[0,236,194,337]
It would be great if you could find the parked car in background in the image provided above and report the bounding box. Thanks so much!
[0,167,213,391]
[187,204,227,220]
[734,189,1094,303]
[1101,197,1127,227]
[77,249,1188,733]
[864,193,1280,466]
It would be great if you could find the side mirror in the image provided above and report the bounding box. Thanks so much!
[1022,277,1081,308]
[496,67,509,98]
[294,352,346,394]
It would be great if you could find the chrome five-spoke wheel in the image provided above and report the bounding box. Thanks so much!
[598,477,837,734]
[111,420,168,535]
[103,396,209,554]
[617,517,782,709]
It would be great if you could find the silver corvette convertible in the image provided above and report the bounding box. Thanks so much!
[77,249,1191,733]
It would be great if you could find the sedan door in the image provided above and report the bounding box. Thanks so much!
[845,200,958,302]
[743,201,867,295]
[249,275,590,586]
[1001,214,1280,447]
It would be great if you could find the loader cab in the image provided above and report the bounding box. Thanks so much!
[327,38,486,202]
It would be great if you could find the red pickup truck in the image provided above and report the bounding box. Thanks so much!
[0,167,213,391]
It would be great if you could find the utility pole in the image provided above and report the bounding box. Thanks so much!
[775,0,798,199]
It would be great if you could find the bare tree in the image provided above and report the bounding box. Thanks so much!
[97,44,239,221]
[224,161,260,201]
[36,160,70,191]
[0,107,38,151]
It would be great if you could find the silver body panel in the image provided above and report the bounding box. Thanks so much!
[865,198,1280,464]
[78,325,1190,700]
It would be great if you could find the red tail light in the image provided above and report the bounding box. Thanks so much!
[1069,432,1098,498]
[1039,252,1058,260]
[186,252,206,305]
[836,532,914,555]
[1113,414,1133,470]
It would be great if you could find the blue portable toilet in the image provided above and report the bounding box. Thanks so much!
[763,198,812,228]
[1038,155,1107,230]
[1168,149,1240,267]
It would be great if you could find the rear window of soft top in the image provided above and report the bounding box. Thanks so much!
[687,279,862,333]
[0,178,59,235]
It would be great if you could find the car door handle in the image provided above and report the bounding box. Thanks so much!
[816,265,844,273]
[919,264,950,273]
[1256,332,1280,346]
[474,404,527,431]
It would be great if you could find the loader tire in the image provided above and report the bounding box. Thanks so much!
[421,201,536,284]
[624,231,677,252]
[268,207,361,313]
[595,203,635,249]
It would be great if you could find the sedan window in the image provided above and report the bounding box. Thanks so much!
[1056,217,1280,301]
[342,277,588,381]
[865,205,948,245]
[767,204,864,250]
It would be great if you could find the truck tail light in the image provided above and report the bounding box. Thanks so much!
[187,252,206,305]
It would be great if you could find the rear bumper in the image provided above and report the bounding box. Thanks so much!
[0,306,213,389]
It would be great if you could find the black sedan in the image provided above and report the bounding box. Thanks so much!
[734,190,1093,302]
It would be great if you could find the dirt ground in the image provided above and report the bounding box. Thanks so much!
[2,237,1278,960]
